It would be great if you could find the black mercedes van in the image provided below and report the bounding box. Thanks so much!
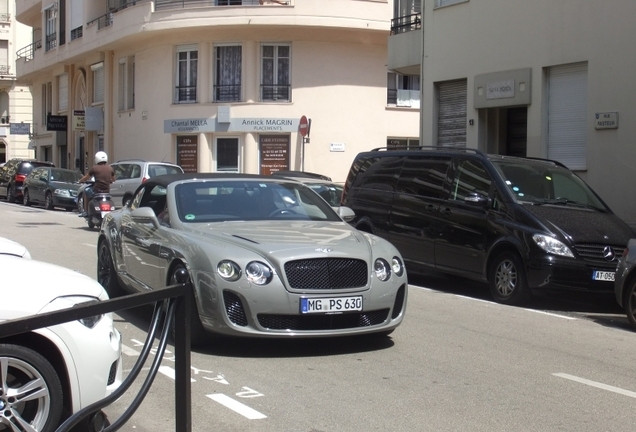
[341,147,634,306]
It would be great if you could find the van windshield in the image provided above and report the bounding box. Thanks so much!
[493,161,608,212]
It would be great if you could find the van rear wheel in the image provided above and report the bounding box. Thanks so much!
[488,251,531,306]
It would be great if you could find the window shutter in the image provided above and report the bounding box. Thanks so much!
[437,79,467,147]
[58,74,68,111]
[118,59,126,111]
[92,63,104,103]
[70,0,83,31]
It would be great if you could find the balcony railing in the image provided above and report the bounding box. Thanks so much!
[214,84,241,102]
[155,0,289,11]
[87,12,113,29]
[0,12,10,22]
[261,84,290,101]
[390,13,421,35]
[175,85,197,103]
[0,65,10,75]
[70,26,83,41]
[16,40,42,61]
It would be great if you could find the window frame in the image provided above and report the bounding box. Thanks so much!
[213,43,242,103]
[214,137,241,173]
[260,43,291,102]
[91,62,104,104]
[175,44,198,104]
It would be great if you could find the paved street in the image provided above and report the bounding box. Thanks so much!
[1,202,635,431]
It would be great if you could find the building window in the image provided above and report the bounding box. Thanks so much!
[175,45,197,104]
[214,44,242,102]
[118,56,135,111]
[215,137,240,172]
[45,5,58,51]
[0,40,8,75]
[42,82,52,130]
[391,0,421,35]
[58,74,68,112]
[387,72,420,107]
[435,0,468,7]
[261,44,290,101]
[92,62,104,104]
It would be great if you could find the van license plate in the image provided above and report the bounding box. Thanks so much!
[300,296,362,314]
[592,271,614,281]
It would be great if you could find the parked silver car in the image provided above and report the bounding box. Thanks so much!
[97,173,408,346]
[110,160,183,207]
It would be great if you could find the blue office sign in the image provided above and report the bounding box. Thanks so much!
[47,115,67,131]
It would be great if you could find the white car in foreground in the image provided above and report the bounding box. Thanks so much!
[0,255,123,431]
[0,236,31,258]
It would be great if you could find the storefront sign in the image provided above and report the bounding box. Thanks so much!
[164,117,300,133]
[259,135,290,175]
[47,115,67,131]
[73,110,85,131]
[177,135,198,173]
[595,112,618,129]
[9,123,31,135]
[486,79,515,99]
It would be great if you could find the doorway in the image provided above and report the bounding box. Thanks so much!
[483,107,527,156]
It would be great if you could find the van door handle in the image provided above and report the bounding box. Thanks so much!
[425,205,437,213]
[440,207,452,215]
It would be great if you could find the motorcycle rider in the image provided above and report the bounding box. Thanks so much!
[78,151,115,217]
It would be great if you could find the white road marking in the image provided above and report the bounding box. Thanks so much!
[83,243,95,248]
[412,285,576,320]
[206,393,267,419]
[121,345,140,356]
[159,366,196,382]
[236,387,264,398]
[553,373,636,398]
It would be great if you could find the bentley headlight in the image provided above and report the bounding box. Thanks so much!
[245,261,273,285]
[217,260,241,282]
[532,234,574,258]
[392,256,404,277]
[374,258,391,282]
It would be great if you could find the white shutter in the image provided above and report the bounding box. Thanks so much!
[118,59,126,111]
[58,74,68,111]
[547,63,588,170]
[437,79,467,147]
[92,63,104,103]
[0,40,8,66]
[70,0,83,31]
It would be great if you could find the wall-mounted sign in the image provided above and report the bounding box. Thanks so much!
[177,135,198,173]
[164,117,300,133]
[330,142,346,152]
[46,115,67,131]
[595,112,618,130]
[486,79,515,100]
[259,135,290,175]
[10,123,31,135]
[85,107,104,131]
[73,110,85,131]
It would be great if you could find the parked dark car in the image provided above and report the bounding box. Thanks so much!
[0,158,55,203]
[341,146,635,306]
[23,167,82,211]
[615,238,636,330]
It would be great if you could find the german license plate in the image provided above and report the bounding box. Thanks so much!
[592,270,615,281]
[300,296,362,314]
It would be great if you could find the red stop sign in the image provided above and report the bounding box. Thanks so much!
[299,115,309,137]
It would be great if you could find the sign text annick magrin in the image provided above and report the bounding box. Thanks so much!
[164,117,299,133]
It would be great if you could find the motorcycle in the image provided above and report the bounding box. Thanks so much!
[77,181,116,229]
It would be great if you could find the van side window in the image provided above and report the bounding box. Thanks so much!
[450,160,492,201]
[396,156,451,199]
[351,156,402,192]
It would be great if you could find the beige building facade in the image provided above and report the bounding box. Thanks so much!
[389,0,636,226]
[1,0,33,163]
[15,0,419,182]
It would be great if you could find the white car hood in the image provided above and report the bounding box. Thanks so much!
[0,255,106,321]
[0,236,31,259]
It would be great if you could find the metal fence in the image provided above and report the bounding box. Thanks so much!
[0,282,193,432]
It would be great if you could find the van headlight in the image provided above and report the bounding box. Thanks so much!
[532,234,574,258]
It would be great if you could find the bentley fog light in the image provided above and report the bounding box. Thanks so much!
[245,261,273,285]
[217,260,241,281]
[532,234,574,258]
[374,258,391,281]
[392,256,404,277]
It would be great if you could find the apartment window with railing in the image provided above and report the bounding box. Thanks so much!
[41,82,52,129]
[45,5,58,51]
[0,40,8,75]
[119,56,135,111]
[70,0,84,40]
[391,0,421,35]
[92,62,104,104]
[175,45,198,103]
[387,72,420,108]
[261,44,290,101]
[214,44,242,102]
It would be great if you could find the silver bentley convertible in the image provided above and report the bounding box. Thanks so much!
[97,173,408,345]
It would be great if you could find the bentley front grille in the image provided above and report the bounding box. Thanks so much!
[257,309,389,331]
[284,258,368,290]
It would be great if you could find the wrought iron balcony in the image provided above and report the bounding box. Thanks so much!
[16,40,43,61]
[390,13,421,35]
[175,85,197,103]
[261,84,290,101]
[71,26,83,41]
[214,84,241,102]
[45,33,57,51]
[155,0,289,11]
[0,12,10,22]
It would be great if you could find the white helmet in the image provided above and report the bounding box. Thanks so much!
[94,151,108,165]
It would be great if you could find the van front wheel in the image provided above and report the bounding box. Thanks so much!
[488,251,531,306]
